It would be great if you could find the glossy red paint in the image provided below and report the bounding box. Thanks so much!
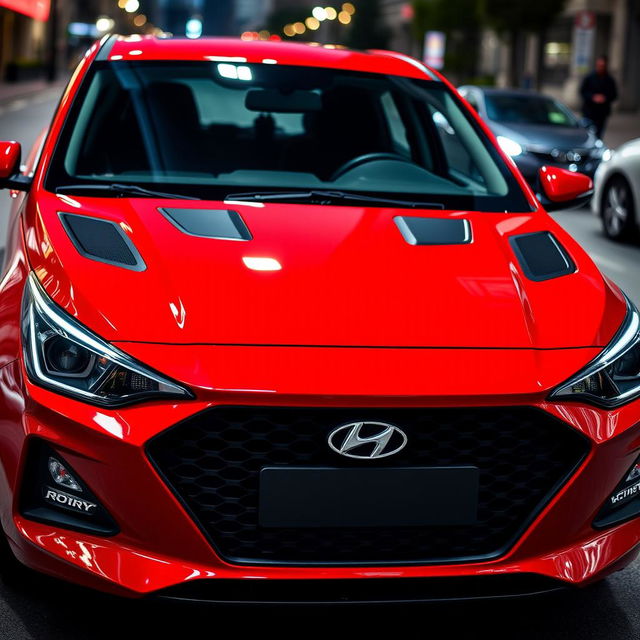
[0,36,639,600]
[0,141,20,179]
[539,165,594,202]
[24,190,625,349]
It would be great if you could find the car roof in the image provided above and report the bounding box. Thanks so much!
[102,35,439,81]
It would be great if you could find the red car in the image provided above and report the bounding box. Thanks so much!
[0,35,638,604]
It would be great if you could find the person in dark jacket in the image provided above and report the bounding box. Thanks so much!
[580,55,618,139]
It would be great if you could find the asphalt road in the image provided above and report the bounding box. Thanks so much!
[1,88,640,639]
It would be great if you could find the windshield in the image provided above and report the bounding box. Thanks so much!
[46,61,531,211]
[484,93,578,128]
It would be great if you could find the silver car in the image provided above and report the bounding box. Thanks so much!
[592,138,640,241]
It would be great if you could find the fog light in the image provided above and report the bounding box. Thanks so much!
[594,456,640,529]
[48,457,82,491]
[20,439,119,536]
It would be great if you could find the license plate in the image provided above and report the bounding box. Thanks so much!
[259,466,479,528]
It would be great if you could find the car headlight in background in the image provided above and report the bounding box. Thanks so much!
[21,273,193,407]
[550,295,640,407]
[590,145,613,162]
[496,136,524,157]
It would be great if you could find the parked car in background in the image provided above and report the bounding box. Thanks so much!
[592,137,640,240]
[458,86,609,187]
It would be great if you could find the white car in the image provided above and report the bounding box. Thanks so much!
[592,138,640,240]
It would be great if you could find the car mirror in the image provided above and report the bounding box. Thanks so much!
[537,165,593,212]
[245,89,321,113]
[0,141,21,179]
[0,141,31,191]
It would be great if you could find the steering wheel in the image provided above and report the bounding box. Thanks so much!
[330,152,416,181]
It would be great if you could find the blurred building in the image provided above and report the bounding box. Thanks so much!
[235,0,272,32]
[144,0,273,36]
[379,0,415,55]
[478,0,640,111]
[0,1,49,81]
[0,0,139,82]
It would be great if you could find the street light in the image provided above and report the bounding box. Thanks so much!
[124,0,139,14]
[305,17,320,30]
[96,16,115,33]
[186,17,203,39]
[312,7,328,21]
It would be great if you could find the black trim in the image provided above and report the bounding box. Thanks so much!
[509,231,576,282]
[58,212,146,271]
[593,454,640,529]
[2,174,32,191]
[159,207,252,240]
[19,438,119,536]
[153,574,570,604]
[394,216,472,245]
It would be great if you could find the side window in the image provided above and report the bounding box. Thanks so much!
[429,106,486,187]
[380,91,411,158]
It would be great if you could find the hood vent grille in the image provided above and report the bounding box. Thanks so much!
[160,208,252,241]
[509,232,575,281]
[395,217,472,245]
[59,213,145,271]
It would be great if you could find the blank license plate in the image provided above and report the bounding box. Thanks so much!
[259,466,479,528]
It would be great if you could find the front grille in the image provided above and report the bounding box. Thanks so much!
[147,407,589,566]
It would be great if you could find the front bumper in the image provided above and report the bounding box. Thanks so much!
[3,356,640,601]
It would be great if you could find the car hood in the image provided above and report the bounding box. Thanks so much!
[490,122,596,151]
[26,192,625,349]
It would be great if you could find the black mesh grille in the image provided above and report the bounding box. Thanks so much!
[147,406,589,566]
[60,213,140,267]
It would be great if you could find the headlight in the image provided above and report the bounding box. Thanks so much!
[497,136,524,157]
[550,295,640,408]
[21,273,193,407]
[590,146,612,161]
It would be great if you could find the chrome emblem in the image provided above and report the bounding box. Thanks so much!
[328,422,408,459]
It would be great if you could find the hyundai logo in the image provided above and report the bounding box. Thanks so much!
[328,422,408,459]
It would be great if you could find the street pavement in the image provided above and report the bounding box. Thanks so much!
[0,87,640,639]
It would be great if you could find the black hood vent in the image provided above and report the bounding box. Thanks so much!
[59,212,145,271]
[510,232,576,281]
[395,216,472,245]
[160,208,252,241]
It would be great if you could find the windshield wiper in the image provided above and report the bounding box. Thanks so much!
[225,190,444,209]
[55,183,199,200]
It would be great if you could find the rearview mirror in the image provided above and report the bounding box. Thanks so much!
[0,141,20,179]
[537,165,593,212]
[245,89,321,113]
[0,141,31,191]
